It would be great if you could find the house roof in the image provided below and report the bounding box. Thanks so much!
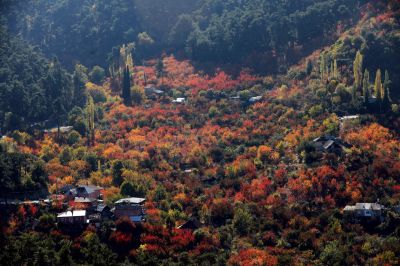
[172,98,185,103]
[340,115,360,121]
[45,126,73,133]
[249,96,262,102]
[313,135,351,150]
[57,210,86,218]
[115,197,146,205]
[355,203,385,210]
[74,197,94,203]
[77,185,103,194]
[344,203,385,211]
[177,217,202,229]
[322,140,335,150]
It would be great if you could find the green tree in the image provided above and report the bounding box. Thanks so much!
[131,85,145,105]
[120,181,135,197]
[306,59,313,75]
[353,51,363,91]
[319,241,345,266]
[154,184,167,201]
[233,207,252,236]
[362,69,370,105]
[112,160,124,186]
[73,64,88,107]
[89,66,105,85]
[43,57,73,140]
[85,96,95,146]
[374,69,383,112]
[108,43,134,92]
[122,65,132,106]
[156,58,164,85]
[382,70,391,110]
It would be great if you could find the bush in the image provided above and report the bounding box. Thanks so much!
[89,66,105,84]
[67,130,81,145]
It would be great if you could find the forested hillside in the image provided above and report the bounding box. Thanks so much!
[1,0,400,265]
[0,26,76,133]
[2,0,364,72]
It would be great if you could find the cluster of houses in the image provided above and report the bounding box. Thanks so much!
[56,185,146,227]
[144,84,264,105]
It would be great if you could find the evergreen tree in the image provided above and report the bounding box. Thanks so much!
[353,51,363,91]
[73,64,88,107]
[122,65,132,106]
[156,58,164,86]
[306,60,313,75]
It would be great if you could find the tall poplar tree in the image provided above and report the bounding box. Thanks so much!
[353,51,363,91]
[382,70,391,109]
[362,69,370,105]
[86,96,95,146]
[374,69,382,113]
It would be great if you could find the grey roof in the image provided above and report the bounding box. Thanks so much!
[115,197,146,205]
[355,203,385,210]
[45,126,73,133]
[74,197,94,203]
[344,203,385,211]
[323,140,335,150]
[77,185,103,194]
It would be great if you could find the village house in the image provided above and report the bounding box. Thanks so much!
[44,126,73,134]
[339,115,360,131]
[145,85,164,99]
[57,210,88,225]
[249,96,262,103]
[75,185,103,199]
[312,135,351,154]
[172,97,186,103]
[114,197,146,222]
[73,197,97,212]
[177,217,202,230]
[96,204,113,220]
[343,203,385,218]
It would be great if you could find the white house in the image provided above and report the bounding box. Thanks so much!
[57,210,88,224]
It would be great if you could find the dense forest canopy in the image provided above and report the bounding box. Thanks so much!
[2,0,362,71]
